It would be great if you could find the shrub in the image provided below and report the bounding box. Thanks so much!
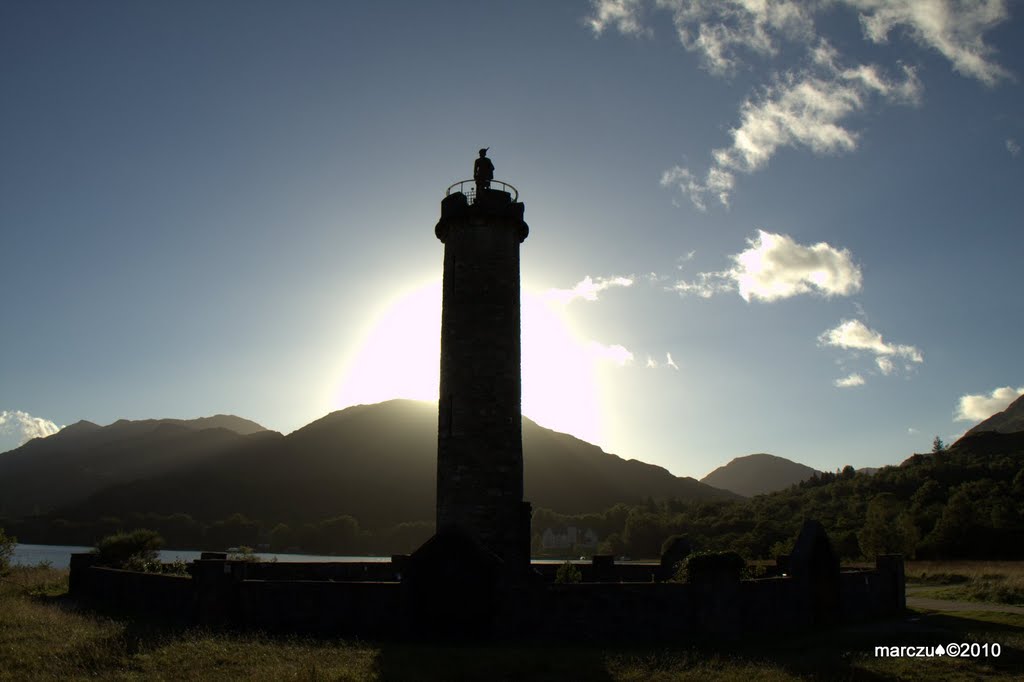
[0,527,15,576]
[93,529,164,569]
[227,546,263,563]
[555,560,582,584]
[674,550,746,583]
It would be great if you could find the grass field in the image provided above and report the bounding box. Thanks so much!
[2,565,1023,680]
[905,561,1024,606]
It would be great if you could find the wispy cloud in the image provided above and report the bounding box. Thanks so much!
[669,270,736,299]
[663,41,920,208]
[954,385,1024,422]
[1007,138,1021,157]
[588,0,1010,207]
[645,352,681,370]
[586,0,650,37]
[835,373,866,388]
[671,230,862,302]
[849,0,1011,86]
[818,319,923,378]
[546,275,634,305]
[0,410,63,449]
[646,0,816,75]
[588,1,1011,84]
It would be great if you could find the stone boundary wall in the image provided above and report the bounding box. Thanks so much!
[239,580,403,636]
[67,553,905,639]
[70,563,194,624]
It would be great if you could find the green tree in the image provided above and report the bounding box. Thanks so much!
[623,511,666,558]
[318,515,361,554]
[554,560,582,584]
[858,493,918,558]
[269,523,293,552]
[932,436,946,453]
[93,529,163,568]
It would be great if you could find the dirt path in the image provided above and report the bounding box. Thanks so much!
[905,586,1024,615]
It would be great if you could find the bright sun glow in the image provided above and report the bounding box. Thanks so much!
[332,281,604,445]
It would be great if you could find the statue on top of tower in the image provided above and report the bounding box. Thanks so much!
[474,148,494,193]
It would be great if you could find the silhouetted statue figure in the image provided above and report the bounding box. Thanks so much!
[474,148,494,194]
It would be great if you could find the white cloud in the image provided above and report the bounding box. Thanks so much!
[672,230,861,302]
[653,0,817,75]
[1007,139,1021,157]
[818,320,923,374]
[907,427,918,435]
[835,373,866,388]
[546,275,634,305]
[849,0,1011,86]
[591,1,1010,207]
[665,42,920,207]
[0,410,63,448]
[586,341,635,366]
[644,352,679,370]
[589,1,1011,83]
[587,0,651,37]
[954,385,1024,422]
[730,230,863,301]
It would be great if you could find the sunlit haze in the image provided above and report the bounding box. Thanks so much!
[334,282,605,446]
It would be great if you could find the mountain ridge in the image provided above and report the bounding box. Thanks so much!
[962,393,1024,439]
[0,415,275,518]
[7,400,737,525]
[699,452,821,497]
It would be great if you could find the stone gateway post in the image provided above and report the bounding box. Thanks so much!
[434,157,531,576]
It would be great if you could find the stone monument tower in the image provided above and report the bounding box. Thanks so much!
[434,152,531,573]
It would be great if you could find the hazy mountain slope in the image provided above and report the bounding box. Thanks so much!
[522,421,734,511]
[0,416,274,518]
[699,453,820,497]
[963,393,1024,438]
[50,400,737,526]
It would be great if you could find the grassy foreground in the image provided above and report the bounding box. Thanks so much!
[2,566,1023,681]
[905,561,1024,606]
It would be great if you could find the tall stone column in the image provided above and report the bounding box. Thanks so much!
[434,183,530,572]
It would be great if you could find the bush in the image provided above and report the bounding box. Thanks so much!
[555,560,582,584]
[93,529,164,568]
[227,546,263,563]
[0,527,15,576]
[120,555,189,576]
[674,550,746,583]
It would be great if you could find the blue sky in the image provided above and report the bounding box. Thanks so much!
[2,1,1022,479]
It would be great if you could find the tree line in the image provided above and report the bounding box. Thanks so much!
[532,444,1024,560]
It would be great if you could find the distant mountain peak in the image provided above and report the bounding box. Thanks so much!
[60,420,101,434]
[700,453,820,497]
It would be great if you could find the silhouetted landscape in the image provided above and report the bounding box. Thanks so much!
[3,396,1023,560]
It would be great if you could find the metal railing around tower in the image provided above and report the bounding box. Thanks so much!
[445,179,519,205]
